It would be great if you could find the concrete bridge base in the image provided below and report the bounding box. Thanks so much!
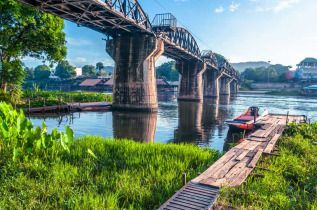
[177,61,207,101]
[230,81,238,94]
[220,77,233,95]
[106,35,164,112]
[203,70,223,98]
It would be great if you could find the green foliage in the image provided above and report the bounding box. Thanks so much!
[240,79,254,91]
[156,61,179,81]
[0,0,66,91]
[0,102,73,162]
[82,65,95,76]
[0,59,25,91]
[55,60,76,79]
[96,62,105,74]
[34,65,51,80]
[17,90,112,108]
[0,100,221,208]
[218,123,317,209]
[242,64,290,83]
[24,67,34,80]
[265,91,300,96]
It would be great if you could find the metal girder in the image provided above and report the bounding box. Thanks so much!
[15,0,153,36]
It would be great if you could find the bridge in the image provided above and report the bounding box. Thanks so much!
[16,0,240,111]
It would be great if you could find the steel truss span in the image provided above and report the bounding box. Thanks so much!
[15,0,239,79]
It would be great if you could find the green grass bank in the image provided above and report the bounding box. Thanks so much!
[265,90,300,96]
[217,123,317,209]
[0,102,220,209]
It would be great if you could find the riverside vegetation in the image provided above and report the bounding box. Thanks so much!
[217,122,317,209]
[0,102,221,209]
[1,90,112,109]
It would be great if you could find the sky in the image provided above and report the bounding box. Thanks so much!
[23,0,317,70]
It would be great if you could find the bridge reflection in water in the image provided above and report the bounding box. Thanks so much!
[112,111,157,143]
[28,94,241,149]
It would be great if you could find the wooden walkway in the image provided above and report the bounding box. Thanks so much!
[23,102,112,113]
[159,114,306,210]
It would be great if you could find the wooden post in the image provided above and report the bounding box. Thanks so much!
[183,173,187,186]
[14,97,17,109]
[28,98,31,113]
[286,111,289,124]
[43,97,46,112]
[254,108,257,124]
[58,97,61,113]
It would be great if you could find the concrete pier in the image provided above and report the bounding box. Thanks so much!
[106,35,164,112]
[230,80,238,94]
[219,77,233,95]
[177,61,207,101]
[203,70,223,98]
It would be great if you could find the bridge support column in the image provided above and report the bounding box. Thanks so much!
[230,80,238,94]
[220,77,233,95]
[203,70,223,98]
[177,61,207,101]
[106,35,164,112]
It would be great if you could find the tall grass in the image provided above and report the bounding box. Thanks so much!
[0,102,220,209]
[217,123,317,209]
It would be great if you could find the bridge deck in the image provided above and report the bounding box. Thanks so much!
[159,114,306,209]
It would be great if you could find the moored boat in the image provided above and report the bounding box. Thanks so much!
[225,107,268,131]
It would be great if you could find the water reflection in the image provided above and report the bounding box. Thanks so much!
[28,93,316,152]
[112,111,157,142]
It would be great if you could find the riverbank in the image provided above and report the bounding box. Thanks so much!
[216,122,317,209]
[239,90,300,96]
[0,102,220,209]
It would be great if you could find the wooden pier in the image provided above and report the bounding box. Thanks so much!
[23,102,112,113]
[159,114,306,210]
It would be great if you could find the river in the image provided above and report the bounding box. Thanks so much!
[29,93,317,152]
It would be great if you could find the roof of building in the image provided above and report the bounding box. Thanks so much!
[303,85,317,90]
[156,79,170,86]
[300,58,317,63]
[79,79,104,87]
[104,77,114,86]
[167,81,179,86]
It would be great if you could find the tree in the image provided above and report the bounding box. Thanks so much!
[170,69,179,82]
[55,60,76,79]
[0,60,25,92]
[156,61,176,80]
[34,65,51,80]
[0,0,67,91]
[24,67,34,80]
[82,65,96,76]
[96,62,105,73]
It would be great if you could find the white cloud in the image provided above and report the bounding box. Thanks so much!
[66,37,93,47]
[256,0,301,13]
[230,2,240,12]
[215,6,224,13]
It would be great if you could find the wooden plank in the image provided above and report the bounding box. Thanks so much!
[184,188,215,196]
[200,177,228,188]
[192,148,240,182]
[165,203,192,210]
[174,196,210,206]
[229,166,254,187]
[186,186,217,195]
[179,193,212,203]
[246,137,268,142]
[211,158,239,179]
[187,184,218,193]
[224,157,250,182]
[247,149,263,168]
[235,150,249,161]
[234,140,250,149]
[173,198,207,208]
[263,134,281,154]
[170,200,204,209]
[181,191,213,200]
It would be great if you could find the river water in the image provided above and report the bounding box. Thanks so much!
[29,94,317,152]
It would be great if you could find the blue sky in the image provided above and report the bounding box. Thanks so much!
[23,0,317,70]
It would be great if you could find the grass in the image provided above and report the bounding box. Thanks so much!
[0,136,221,209]
[217,123,317,209]
[265,90,300,96]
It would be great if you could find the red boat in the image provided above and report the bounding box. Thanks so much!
[225,107,268,131]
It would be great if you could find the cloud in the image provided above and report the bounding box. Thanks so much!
[66,37,93,47]
[215,6,224,13]
[230,2,240,12]
[256,0,301,13]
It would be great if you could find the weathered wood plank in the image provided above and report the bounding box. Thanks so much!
[247,149,263,168]
[263,134,281,154]
[235,150,249,161]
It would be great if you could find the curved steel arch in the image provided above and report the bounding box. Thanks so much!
[201,50,218,69]
[159,27,201,59]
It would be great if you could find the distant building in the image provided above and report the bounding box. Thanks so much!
[296,58,317,80]
[79,79,105,87]
[75,67,82,77]
[49,69,60,80]
[303,85,317,96]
